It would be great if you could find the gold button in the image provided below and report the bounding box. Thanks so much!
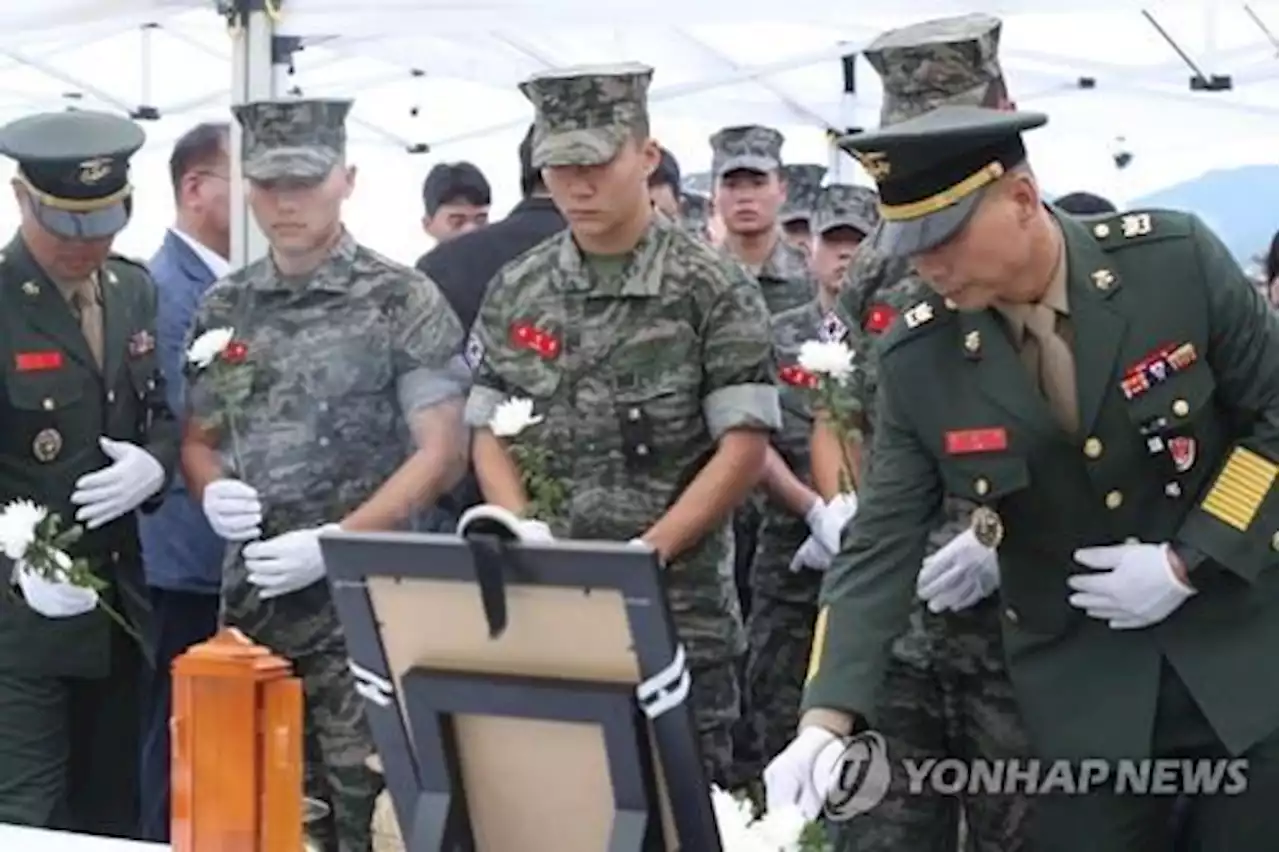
[1171,399,1189,417]
[974,477,990,497]
[110,551,120,563]
[42,398,54,411]
[1083,437,1103,459]
[636,443,649,456]
[146,378,156,391]
[1105,490,1123,510]
[1093,223,1110,239]
[1004,607,1019,624]
[628,407,641,422]
[1165,482,1182,498]
[106,390,115,403]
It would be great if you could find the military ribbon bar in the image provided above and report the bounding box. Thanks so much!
[944,427,1008,455]
[15,351,63,372]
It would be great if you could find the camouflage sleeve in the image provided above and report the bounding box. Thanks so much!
[802,368,942,718]
[392,273,470,414]
[700,264,782,439]
[462,273,510,430]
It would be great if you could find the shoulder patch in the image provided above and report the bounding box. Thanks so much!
[1085,208,1194,251]
[464,330,485,369]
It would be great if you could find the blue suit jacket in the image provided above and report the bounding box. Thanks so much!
[137,231,226,594]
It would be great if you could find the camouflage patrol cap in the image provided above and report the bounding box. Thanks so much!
[519,62,653,168]
[864,14,1005,126]
[710,125,784,178]
[811,184,879,237]
[780,163,827,224]
[232,98,352,183]
[679,191,711,233]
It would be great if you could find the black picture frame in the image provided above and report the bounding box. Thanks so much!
[321,531,724,851]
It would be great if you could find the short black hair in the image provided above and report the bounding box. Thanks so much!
[1054,191,1117,215]
[169,122,229,199]
[518,124,543,197]
[649,147,681,192]
[423,162,491,215]
[1267,232,1278,282]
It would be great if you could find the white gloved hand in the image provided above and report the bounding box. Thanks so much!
[916,529,1000,613]
[789,536,833,573]
[764,726,843,819]
[12,557,98,618]
[514,519,553,543]
[809,493,859,554]
[201,478,263,542]
[243,525,338,600]
[1067,542,1195,629]
[70,438,165,529]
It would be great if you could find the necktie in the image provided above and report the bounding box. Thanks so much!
[71,283,104,369]
[1023,303,1078,433]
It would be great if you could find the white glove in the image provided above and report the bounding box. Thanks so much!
[514,520,553,543]
[243,525,338,600]
[1067,542,1195,629]
[916,529,1000,613]
[70,438,165,529]
[808,493,859,554]
[789,536,833,573]
[12,557,98,618]
[764,726,844,819]
[201,478,263,542]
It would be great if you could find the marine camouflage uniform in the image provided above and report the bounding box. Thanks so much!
[738,184,880,780]
[710,125,814,672]
[827,16,1031,851]
[779,163,828,233]
[187,99,469,852]
[464,64,781,787]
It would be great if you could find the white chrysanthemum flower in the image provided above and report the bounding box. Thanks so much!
[488,397,543,438]
[187,327,235,369]
[748,804,810,849]
[797,340,854,383]
[0,499,47,561]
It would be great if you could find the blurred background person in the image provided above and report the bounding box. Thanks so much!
[418,160,491,248]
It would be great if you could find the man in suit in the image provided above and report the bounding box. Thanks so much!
[766,107,1278,851]
[0,109,179,837]
[136,121,231,842]
[416,124,566,336]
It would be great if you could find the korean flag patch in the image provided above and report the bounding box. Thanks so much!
[464,331,485,370]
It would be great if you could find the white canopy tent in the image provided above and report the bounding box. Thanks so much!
[0,0,1271,263]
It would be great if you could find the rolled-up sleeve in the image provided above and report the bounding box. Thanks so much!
[394,275,470,416]
[700,268,782,440]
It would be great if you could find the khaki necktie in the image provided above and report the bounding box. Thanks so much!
[1023,303,1078,434]
[70,282,104,369]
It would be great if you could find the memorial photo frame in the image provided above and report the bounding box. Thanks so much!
[321,528,724,852]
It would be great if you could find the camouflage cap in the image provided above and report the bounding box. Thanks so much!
[780,163,827,224]
[519,62,653,169]
[811,184,879,237]
[679,191,711,233]
[232,98,352,183]
[710,125,784,178]
[864,14,1005,126]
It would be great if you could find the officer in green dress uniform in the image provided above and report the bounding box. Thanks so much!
[0,111,178,835]
[766,106,1277,851]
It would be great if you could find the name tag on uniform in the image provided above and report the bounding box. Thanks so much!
[15,351,63,372]
[944,427,1008,455]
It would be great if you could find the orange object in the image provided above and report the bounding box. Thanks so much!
[171,627,304,852]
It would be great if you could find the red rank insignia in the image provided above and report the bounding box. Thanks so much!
[863,303,897,334]
[944,427,1008,455]
[509,321,561,360]
[778,364,818,388]
[15,351,63,372]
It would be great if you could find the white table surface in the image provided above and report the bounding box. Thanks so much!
[0,824,169,850]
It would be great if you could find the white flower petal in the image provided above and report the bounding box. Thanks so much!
[797,339,854,383]
[187,327,235,369]
[0,499,47,561]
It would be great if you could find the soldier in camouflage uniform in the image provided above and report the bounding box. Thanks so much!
[779,163,828,252]
[463,63,780,788]
[679,190,713,241]
[736,184,878,781]
[182,99,470,852]
[809,16,1033,851]
[710,125,814,647]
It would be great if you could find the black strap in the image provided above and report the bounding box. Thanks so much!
[464,532,512,638]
